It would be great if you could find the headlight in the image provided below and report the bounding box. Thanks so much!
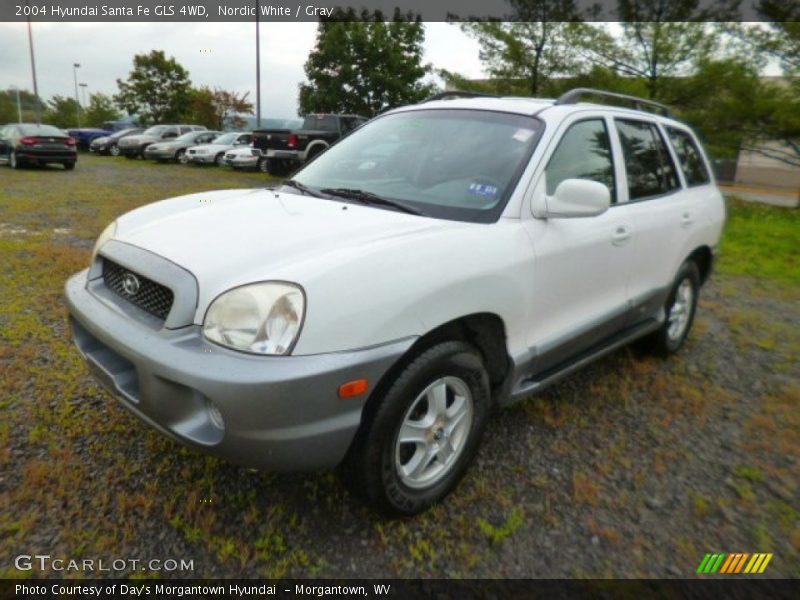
[91,221,117,261]
[203,283,305,355]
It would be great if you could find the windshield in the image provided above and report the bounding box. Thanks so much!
[291,109,543,222]
[212,133,238,145]
[175,131,205,142]
[143,126,167,136]
[111,128,138,139]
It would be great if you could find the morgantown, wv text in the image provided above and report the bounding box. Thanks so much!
[16,584,392,597]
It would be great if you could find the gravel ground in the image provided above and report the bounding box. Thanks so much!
[0,155,797,579]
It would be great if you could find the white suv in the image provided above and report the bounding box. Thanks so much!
[66,89,725,515]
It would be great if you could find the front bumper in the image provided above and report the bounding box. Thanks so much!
[118,145,144,156]
[225,156,258,168]
[65,270,413,471]
[187,153,216,164]
[145,148,176,161]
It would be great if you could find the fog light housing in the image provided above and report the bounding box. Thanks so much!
[206,399,225,430]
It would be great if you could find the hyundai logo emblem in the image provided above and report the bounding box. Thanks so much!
[121,272,140,296]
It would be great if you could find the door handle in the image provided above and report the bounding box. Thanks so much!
[681,212,693,228]
[611,225,631,245]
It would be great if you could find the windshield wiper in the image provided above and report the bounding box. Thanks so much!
[281,179,326,198]
[319,188,423,216]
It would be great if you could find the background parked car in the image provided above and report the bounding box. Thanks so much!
[224,144,260,170]
[186,131,253,166]
[67,128,113,151]
[89,128,144,156]
[0,123,77,170]
[117,124,206,159]
[144,130,221,164]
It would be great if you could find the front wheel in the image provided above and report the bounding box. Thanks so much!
[214,153,225,166]
[109,144,120,156]
[176,149,188,164]
[340,341,491,516]
[257,157,269,173]
[640,261,700,356]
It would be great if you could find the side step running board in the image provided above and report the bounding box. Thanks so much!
[510,320,661,401]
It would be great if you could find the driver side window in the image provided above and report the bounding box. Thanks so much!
[545,119,616,202]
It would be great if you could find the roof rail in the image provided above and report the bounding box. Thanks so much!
[555,88,672,117]
[424,90,499,102]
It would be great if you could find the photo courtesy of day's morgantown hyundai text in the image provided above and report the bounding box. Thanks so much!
[65,89,725,516]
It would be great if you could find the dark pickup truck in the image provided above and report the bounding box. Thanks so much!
[252,113,367,175]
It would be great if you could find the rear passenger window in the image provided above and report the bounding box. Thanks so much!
[545,119,616,202]
[667,127,710,186]
[616,119,680,200]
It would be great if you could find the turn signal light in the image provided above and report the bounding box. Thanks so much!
[338,379,368,398]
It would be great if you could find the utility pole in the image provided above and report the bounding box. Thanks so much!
[73,63,82,126]
[255,0,261,128]
[26,0,41,123]
[10,86,22,123]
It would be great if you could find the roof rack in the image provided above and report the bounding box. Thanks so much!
[424,90,499,102]
[555,88,672,117]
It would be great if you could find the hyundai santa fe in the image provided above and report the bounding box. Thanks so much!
[66,89,725,515]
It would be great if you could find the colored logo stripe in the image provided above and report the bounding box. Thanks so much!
[698,553,773,574]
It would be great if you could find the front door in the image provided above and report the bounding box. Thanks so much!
[522,114,635,376]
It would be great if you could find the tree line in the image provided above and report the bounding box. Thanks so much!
[0,49,253,131]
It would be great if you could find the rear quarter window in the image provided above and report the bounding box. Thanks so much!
[667,127,711,186]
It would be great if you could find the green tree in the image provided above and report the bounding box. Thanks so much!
[42,95,81,127]
[569,1,740,98]
[0,93,17,123]
[185,87,217,129]
[458,0,583,96]
[115,50,192,124]
[83,93,120,128]
[186,86,254,130]
[299,10,434,117]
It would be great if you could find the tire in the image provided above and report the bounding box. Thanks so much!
[306,145,324,162]
[109,144,120,157]
[9,150,19,169]
[214,153,225,166]
[640,261,700,356]
[63,161,75,170]
[257,157,269,173]
[340,341,491,516]
[176,149,188,164]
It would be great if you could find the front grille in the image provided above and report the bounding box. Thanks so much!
[102,259,174,320]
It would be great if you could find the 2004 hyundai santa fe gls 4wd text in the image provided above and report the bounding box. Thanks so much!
[66,89,725,515]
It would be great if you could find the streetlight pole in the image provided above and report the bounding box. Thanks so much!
[255,0,261,129]
[73,62,81,126]
[79,83,88,108]
[25,0,41,123]
[10,86,22,123]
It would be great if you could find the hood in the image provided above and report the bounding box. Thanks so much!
[114,188,449,301]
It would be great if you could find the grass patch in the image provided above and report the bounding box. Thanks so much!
[717,199,800,288]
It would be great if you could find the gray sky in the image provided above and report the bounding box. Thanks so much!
[0,22,485,119]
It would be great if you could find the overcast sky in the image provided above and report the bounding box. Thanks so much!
[0,22,485,118]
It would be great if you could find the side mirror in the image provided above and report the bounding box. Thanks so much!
[542,179,610,218]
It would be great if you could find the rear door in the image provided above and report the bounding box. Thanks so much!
[611,117,688,320]
[522,113,635,374]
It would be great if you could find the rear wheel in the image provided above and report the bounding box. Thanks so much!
[340,341,491,516]
[109,144,120,156]
[9,150,20,169]
[257,157,269,173]
[640,261,700,356]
